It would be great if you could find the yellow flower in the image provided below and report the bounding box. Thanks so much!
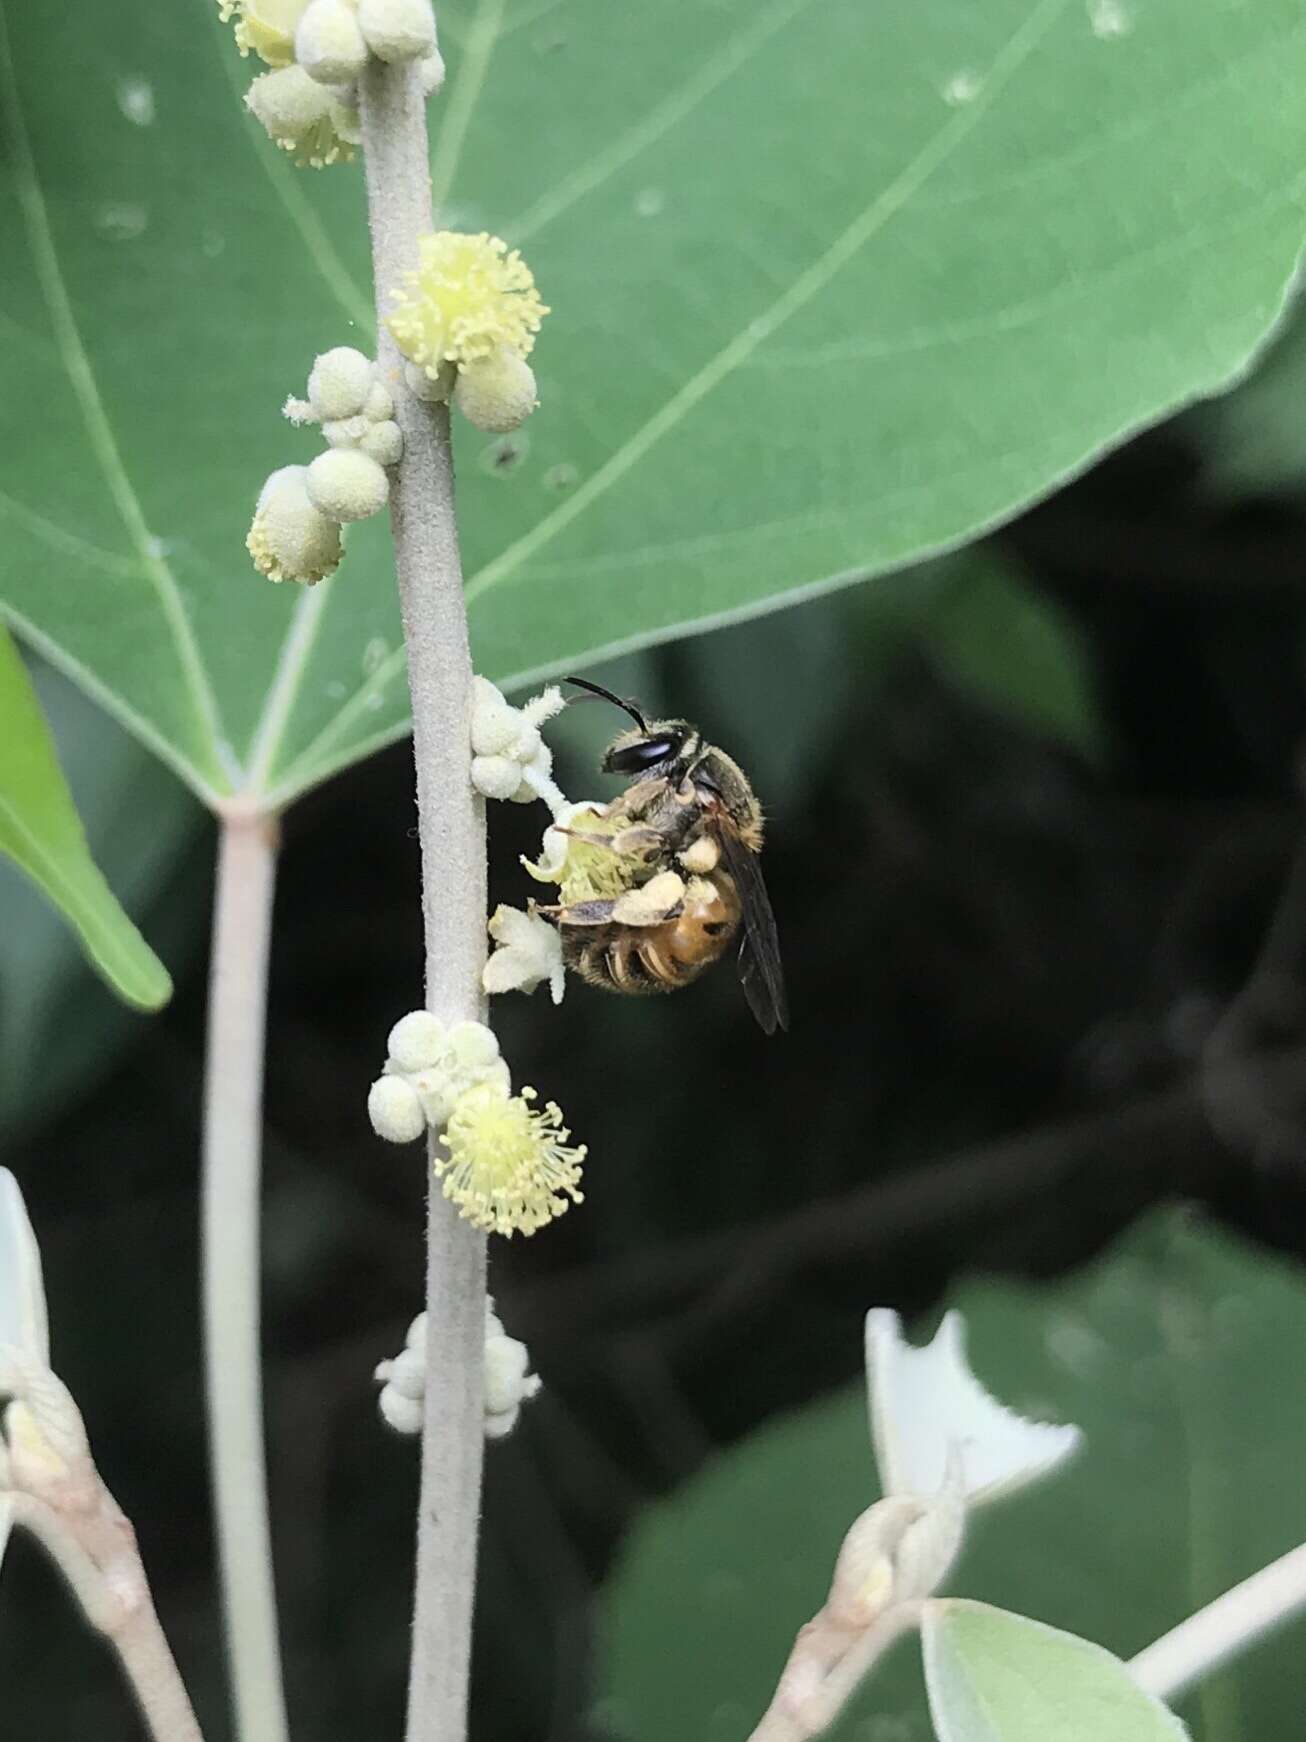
[523,802,651,905]
[219,0,309,65]
[436,1083,585,1237]
[388,232,548,374]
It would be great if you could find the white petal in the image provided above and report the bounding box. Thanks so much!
[0,1168,48,1363]
[865,1308,1081,1505]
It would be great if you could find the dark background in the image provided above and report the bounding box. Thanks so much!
[2,329,1306,1739]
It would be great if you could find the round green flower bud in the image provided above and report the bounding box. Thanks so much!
[359,419,404,466]
[358,0,436,63]
[246,464,342,585]
[367,1074,426,1144]
[296,0,369,85]
[306,448,390,522]
[453,348,538,434]
[308,346,376,421]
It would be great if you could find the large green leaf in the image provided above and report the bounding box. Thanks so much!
[1185,295,1306,498]
[922,1602,1188,1742]
[1,0,1304,807]
[599,1212,1306,1741]
[0,625,171,1009]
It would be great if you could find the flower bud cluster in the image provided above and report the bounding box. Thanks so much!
[373,1303,542,1439]
[219,0,443,168]
[388,232,548,433]
[367,1011,510,1144]
[470,676,566,806]
[367,1012,587,1236]
[248,348,400,584]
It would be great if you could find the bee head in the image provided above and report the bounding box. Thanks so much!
[602,721,697,779]
[564,676,699,780]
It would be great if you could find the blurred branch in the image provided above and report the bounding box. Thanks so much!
[1131,1541,1306,1703]
[519,1053,1305,1353]
[1202,823,1306,1166]
[202,807,287,1742]
[5,1373,203,1742]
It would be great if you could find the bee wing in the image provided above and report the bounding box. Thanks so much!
[709,815,789,1035]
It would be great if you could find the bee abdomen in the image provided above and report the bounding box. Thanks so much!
[565,931,715,996]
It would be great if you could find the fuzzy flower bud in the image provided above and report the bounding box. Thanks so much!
[389,232,548,375]
[245,63,360,166]
[471,754,527,802]
[405,358,455,403]
[418,48,446,95]
[362,380,395,422]
[368,1014,512,1140]
[387,1010,446,1072]
[471,674,524,756]
[436,1083,585,1236]
[470,678,566,805]
[296,0,370,84]
[358,0,437,62]
[359,419,404,466]
[358,0,435,62]
[484,905,565,1005]
[484,1304,542,1438]
[374,1305,540,1439]
[454,347,538,434]
[306,448,389,522]
[374,1313,428,1434]
[308,346,376,421]
[247,464,343,585]
[367,1073,426,1144]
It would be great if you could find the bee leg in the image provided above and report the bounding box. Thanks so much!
[553,824,664,866]
[547,898,620,928]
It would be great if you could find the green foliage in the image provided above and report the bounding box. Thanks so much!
[1187,297,1306,498]
[1,0,1304,805]
[922,1602,1188,1742]
[0,660,199,1134]
[0,625,171,1011]
[600,1211,1306,1741]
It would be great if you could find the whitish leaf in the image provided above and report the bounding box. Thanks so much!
[0,626,171,1010]
[922,1600,1189,1742]
[1,0,1304,803]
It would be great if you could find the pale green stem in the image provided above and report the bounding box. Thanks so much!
[1131,1541,1306,1705]
[355,53,489,1742]
[201,805,288,1742]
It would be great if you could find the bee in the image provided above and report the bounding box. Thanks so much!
[537,678,789,1034]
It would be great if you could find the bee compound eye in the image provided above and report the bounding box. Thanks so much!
[608,735,681,774]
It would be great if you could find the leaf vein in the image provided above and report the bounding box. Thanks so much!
[464,0,1074,609]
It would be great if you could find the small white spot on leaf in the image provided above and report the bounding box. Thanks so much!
[1088,0,1133,37]
[116,77,155,126]
[941,69,982,105]
[94,202,148,242]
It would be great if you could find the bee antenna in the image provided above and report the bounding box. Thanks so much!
[563,675,648,733]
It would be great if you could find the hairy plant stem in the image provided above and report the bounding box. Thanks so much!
[202,806,288,1742]
[356,55,489,1742]
[1130,1541,1306,1704]
[13,1491,205,1742]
